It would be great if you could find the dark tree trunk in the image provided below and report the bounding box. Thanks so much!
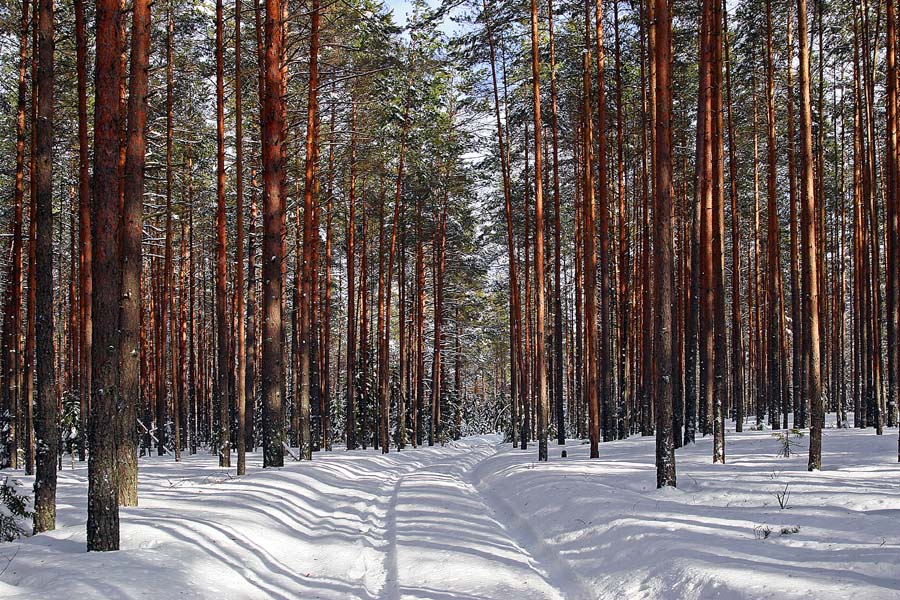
[581,0,600,458]
[33,0,56,534]
[653,0,676,488]
[262,0,285,467]
[88,0,123,551]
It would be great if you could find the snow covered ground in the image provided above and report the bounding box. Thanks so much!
[1,419,899,599]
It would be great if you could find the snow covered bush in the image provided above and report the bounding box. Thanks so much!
[0,476,32,542]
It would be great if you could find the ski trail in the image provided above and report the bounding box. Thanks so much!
[465,442,596,600]
[382,442,564,599]
[380,471,402,600]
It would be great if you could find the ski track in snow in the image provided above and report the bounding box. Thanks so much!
[1,418,900,599]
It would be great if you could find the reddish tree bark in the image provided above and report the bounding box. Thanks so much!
[298,0,321,460]
[581,0,600,458]
[119,0,152,507]
[215,0,231,467]
[798,0,824,470]
[653,0,676,488]
[88,0,123,551]
[235,0,247,474]
[262,0,286,467]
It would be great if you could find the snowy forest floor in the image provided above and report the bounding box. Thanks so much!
[1,418,899,599]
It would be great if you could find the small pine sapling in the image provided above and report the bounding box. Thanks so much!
[773,428,805,457]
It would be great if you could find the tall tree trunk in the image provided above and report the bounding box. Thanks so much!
[886,0,900,456]
[764,0,786,438]
[595,0,612,444]
[234,0,247,474]
[74,0,91,464]
[33,0,56,533]
[548,0,564,445]
[246,167,258,451]
[614,0,630,442]
[431,193,449,446]
[262,0,285,467]
[798,0,824,471]
[710,0,728,464]
[786,0,803,429]
[483,0,522,448]
[346,98,357,450]
[298,0,320,460]
[528,0,548,461]
[581,0,600,459]
[119,0,151,507]
[653,0,676,488]
[322,96,336,451]
[381,59,412,454]
[2,0,30,470]
[24,0,36,477]
[696,0,714,441]
[88,0,123,551]
[215,0,231,467]
[188,148,198,454]
[723,0,744,433]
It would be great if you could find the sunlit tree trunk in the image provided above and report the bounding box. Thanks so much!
[798,0,824,471]
[215,0,231,467]
[234,0,247,474]
[529,0,548,460]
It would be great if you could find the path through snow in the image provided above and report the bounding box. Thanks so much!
[0,421,899,599]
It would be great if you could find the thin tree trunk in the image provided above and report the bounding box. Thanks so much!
[786,0,803,429]
[765,0,786,439]
[483,0,521,448]
[723,1,744,433]
[215,0,231,467]
[346,98,357,450]
[595,0,612,444]
[528,0,548,461]
[581,0,600,459]
[799,0,824,470]
[298,0,320,460]
[2,0,30,470]
[549,0,564,445]
[234,0,247,474]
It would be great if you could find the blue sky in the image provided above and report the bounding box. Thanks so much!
[383,0,461,35]
[384,0,418,27]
